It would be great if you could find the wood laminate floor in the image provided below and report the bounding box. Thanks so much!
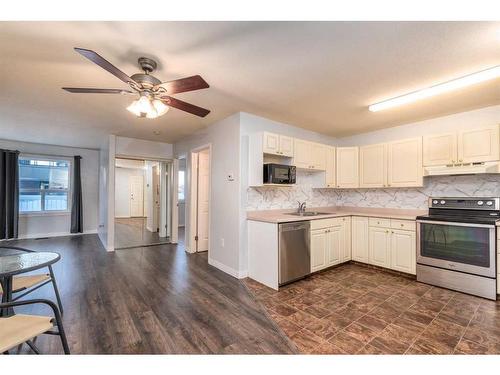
[114,217,169,249]
[2,233,296,354]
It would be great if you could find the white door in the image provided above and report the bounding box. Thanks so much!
[129,175,144,217]
[325,146,336,188]
[423,133,457,166]
[197,149,210,252]
[326,225,341,267]
[310,143,327,170]
[262,132,280,155]
[360,143,387,188]
[369,226,391,268]
[458,125,500,163]
[351,216,369,262]
[311,229,328,272]
[279,135,294,157]
[340,217,351,262]
[293,139,312,169]
[336,147,359,188]
[390,229,416,275]
[152,165,160,231]
[387,137,423,188]
[170,159,179,244]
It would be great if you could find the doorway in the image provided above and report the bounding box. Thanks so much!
[189,146,211,253]
[114,157,176,249]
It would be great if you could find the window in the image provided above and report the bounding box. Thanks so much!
[178,170,185,201]
[19,157,71,213]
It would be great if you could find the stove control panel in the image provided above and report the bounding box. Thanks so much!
[429,197,500,210]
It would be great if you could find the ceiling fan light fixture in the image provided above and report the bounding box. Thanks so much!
[152,99,169,116]
[127,95,167,119]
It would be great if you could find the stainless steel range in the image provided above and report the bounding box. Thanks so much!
[416,197,498,300]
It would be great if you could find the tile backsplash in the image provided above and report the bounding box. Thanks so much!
[247,174,500,211]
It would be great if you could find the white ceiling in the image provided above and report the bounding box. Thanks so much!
[0,21,499,149]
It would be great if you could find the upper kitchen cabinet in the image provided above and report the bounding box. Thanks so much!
[325,146,336,188]
[458,125,499,163]
[359,143,387,188]
[336,147,359,188]
[262,132,294,157]
[423,133,457,166]
[387,137,423,187]
[293,139,327,171]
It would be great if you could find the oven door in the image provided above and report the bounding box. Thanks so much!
[417,220,496,278]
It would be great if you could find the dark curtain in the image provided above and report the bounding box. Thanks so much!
[70,155,83,233]
[0,149,19,240]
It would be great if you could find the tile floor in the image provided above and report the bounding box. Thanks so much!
[243,263,500,354]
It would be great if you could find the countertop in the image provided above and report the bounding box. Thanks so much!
[246,206,427,223]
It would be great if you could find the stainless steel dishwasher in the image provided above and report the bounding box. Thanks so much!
[279,221,311,285]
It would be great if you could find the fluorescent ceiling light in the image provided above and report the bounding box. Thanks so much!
[369,65,500,112]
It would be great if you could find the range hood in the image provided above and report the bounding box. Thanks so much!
[424,161,500,176]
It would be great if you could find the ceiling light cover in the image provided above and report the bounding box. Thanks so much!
[369,65,500,112]
[126,97,169,119]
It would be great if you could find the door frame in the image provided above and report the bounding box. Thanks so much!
[188,144,212,254]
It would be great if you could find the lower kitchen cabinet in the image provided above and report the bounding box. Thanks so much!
[351,216,369,262]
[369,226,391,268]
[310,217,350,272]
[390,229,416,274]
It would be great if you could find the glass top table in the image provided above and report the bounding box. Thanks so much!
[0,250,60,316]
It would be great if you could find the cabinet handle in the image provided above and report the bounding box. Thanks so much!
[400,223,404,227]
[459,159,463,162]
[451,160,455,163]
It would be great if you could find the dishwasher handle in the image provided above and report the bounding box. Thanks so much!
[279,222,310,232]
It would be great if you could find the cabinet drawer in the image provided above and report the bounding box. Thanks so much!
[368,217,391,228]
[310,217,344,230]
[390,219,416,232]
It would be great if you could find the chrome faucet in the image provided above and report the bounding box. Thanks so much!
[297,201,307,213]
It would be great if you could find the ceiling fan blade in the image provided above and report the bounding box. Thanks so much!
[162,96,210,117]
[156,75,209,94]
[74,47,135,84]
[62,87,134,94]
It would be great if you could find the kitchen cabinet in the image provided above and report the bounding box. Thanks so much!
[351,216,369,263]
[336,147,359,188]
[423,133,457,166]
[458,125,499,163]
[325,146,336,188]
[359,143,387,188]
[310,217,350,272]
[293,140,326,170]
[391,229,416,274]
[262,132,294,157]
[369,226,391,268]
[387,137,423,187]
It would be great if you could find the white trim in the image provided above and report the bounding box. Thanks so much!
[208,257,248,279]
[20,211,70,217]
[15,229,98,240]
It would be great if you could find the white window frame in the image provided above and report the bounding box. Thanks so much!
[18,154,73,216]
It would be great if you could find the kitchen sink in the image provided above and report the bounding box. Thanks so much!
[286,211,332,217]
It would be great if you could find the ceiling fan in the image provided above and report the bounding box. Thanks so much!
[63,48,210,119]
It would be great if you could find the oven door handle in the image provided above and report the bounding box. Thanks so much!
[416,220,496,229]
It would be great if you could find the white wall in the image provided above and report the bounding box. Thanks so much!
[0,138,99,239]
[115,136,173,160]
[174,113,243,277]
[98,141,109,247]
[178,158,186,226]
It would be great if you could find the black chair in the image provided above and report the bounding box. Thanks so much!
[0,246,64,314]
[0,299,70,354]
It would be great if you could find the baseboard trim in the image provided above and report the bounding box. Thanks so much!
[17,229,98,240]
[208,257,247,279]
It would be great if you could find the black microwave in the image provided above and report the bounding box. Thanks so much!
[263,163,296,184]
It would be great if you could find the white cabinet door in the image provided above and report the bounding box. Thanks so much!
[336,147,359,188]
[341,217,351,262]
[390,229,416,275]
[359,143,387,188]
[262,132,280,155]
[326,226,341,267]
[387,137,423,188]
[279,135,294,157]
[458,125,500,163]
[351,216,369,263]
[423,133,457,166]
[293,139,312,169]
[311,228,328,272]
[311,142,327,171]
[325,146,336,188]
[369,226,391,268]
